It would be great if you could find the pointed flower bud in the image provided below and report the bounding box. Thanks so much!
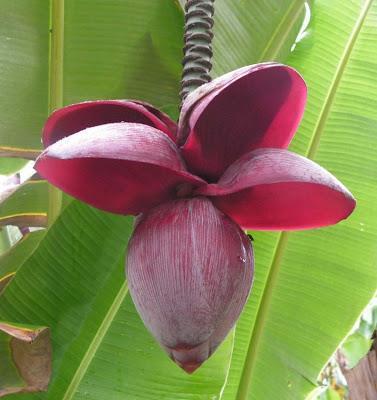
[126,197,254,373]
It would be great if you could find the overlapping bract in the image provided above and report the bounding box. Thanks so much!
[128,197,253,373]
[35,63,356,373]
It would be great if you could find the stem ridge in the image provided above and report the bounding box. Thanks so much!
[180,0,215,104]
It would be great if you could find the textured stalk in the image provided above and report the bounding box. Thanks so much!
[180,0,215,103]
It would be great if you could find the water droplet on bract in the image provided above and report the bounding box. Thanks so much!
[238,256,246,263]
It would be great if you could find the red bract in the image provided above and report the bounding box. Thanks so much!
[35,63,356,373]
[128,197,253,373]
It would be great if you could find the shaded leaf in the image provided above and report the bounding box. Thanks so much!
[150,0,184,78]
[211,0,307,76]
[342,333,372,369]
[0,159,28,176]
[0,1,49,154]
[0,181,48,228]
[341,300,377,369]
[0,231,45,294]
[63,0,182,111]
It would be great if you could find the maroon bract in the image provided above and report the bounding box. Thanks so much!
[35,63,356,373]
[128,197,253,373]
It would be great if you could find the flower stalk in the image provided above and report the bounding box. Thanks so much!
[180,0,215,103]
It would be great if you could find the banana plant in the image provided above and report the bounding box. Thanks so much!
[0,1,376,399]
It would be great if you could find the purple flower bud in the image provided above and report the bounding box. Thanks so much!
[127,197,254,373]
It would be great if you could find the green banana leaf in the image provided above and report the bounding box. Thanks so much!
[0,181,48,228]
[0,1,48,157]
[1,0,376,399]
[0,230,45,293]
[211,0,307,75]
[341,301,377,369]
[222,1,377,399]
[0,159,28,176]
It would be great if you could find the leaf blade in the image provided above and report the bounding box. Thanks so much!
[224,1,377,399]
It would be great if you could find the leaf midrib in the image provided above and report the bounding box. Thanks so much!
[235,1,374,399]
